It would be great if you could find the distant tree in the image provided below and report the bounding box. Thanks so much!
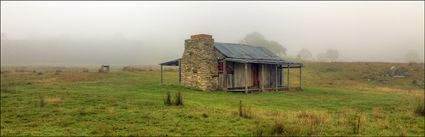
[326,49,339,62]
[240,32,287,57]
[297,49,313,61]
[316,53,329,62]
[405,50,419,63]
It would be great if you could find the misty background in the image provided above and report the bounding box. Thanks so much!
[1,1,424,66]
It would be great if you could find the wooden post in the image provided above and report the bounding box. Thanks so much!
[244,63,248,94]
[232,62,235,88]
[160,65,163,85]
[287,64,290,90]
[178,60,181,84]
[282,65,284,88]
[275,65,278,91]
[223,60,227,91]
[299,66,302,89]
[261,64,265,92]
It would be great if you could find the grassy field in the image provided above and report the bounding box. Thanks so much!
[1,62,424,136]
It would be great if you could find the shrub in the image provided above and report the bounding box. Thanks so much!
[82,68,89,73]
[164,92,172,106]
[163,92,183,106]
[175,92,183,106]
[271,120,285,135]
[269,118,300,136]
[122,66,145,72]
[414,97,425,116]
[202,113,208,118]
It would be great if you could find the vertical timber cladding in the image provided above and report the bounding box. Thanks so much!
[233,62,253,88]
[261,64,278,89]
[180,34,219,91]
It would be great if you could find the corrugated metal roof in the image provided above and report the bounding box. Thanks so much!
[214,42,283,61]
[159,58,180,66]
[159,42,302,66]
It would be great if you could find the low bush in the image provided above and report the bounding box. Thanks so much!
[414,97,425,116]
[271,120,285,135]
[175,92,183,106]
[163,92,183,106]
[82,68,89,73]
[122,66,145,72]
[164,92,172,106]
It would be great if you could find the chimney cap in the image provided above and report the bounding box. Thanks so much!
[191,34,212,39]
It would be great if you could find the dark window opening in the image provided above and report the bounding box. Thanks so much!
[218,62,224,73]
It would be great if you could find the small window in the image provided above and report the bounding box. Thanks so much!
[218,62,223,73]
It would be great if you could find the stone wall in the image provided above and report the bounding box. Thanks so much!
[180,34,218,91]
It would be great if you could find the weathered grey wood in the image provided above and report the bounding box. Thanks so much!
[232,62,235,88]
[275,65,278,91]
[244,63,248,94]
[160,65,163,85]
[178,60,181,84]
[299,67,302,89]
[261,64,265,92]
[233,63,252,88]
[223,60,227,91]
[279,65,281,87]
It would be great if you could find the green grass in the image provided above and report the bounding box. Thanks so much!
[1,63,424,136]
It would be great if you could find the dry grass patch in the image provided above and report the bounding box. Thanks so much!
[106,107,115,114]
[122,66,146,72]
[372,107,385,119]
[58,73,89,82]
[35,77,58,85]
[45,97,63,103]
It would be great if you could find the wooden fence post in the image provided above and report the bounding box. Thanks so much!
[178,60,181,84]
[287,64,290,90]
[160,65,163,85]
[299,66,302,89]
[275,65,278,91]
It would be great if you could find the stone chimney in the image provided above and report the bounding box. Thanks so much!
[180,34,218,91]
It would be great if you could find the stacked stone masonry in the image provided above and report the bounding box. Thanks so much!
[180,34,218,91]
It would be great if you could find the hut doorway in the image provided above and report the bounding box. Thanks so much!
[251,64,260,88]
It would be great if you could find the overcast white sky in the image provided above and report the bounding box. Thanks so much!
[1,1,424,65]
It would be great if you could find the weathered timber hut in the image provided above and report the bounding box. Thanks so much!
[160,34,303,93]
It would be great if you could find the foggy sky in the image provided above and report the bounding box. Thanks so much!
[1,1,424,65]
